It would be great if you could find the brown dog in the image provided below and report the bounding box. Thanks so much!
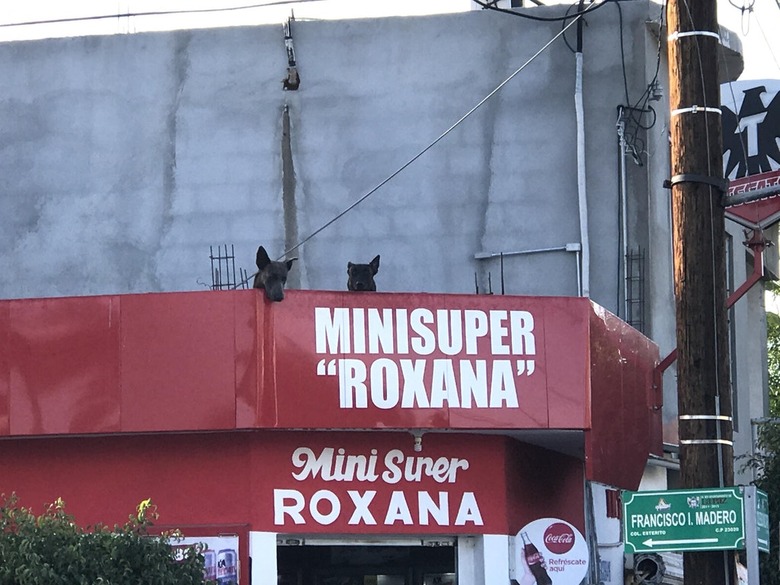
[253,246,296,302]
[347,255,380,292]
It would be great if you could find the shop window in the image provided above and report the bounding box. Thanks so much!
[277,542,456,585]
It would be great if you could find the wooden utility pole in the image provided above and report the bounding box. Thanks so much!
[666,0,735,583]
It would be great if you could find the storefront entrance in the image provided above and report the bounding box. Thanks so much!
[277,540,456,585]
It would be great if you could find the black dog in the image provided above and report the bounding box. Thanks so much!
[253,246,296,302]
[347,255,380,292]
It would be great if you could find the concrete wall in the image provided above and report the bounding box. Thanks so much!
[0,2,654,305]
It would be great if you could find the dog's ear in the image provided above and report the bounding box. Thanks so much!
[256,246,272,269]
[347,262,355,273]
[370,255,380,274]
[285,257,297,271]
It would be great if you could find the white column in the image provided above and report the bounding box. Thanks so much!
[457,534,510,585]
[248,531,277,584]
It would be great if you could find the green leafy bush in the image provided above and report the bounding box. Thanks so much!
[0,495,210,585]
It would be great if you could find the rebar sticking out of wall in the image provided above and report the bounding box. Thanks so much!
[209,244,249,290]
[625,247,645,333]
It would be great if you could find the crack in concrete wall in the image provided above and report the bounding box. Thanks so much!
[281,103,301,289]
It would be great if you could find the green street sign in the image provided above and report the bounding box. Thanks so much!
[623,488,745,553]
[756,488,770,554]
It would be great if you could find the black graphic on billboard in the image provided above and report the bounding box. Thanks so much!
[722,85,780,180]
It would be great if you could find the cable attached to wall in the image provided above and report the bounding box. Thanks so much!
[279,6,599,260]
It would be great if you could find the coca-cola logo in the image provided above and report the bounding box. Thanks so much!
[544,522,575,554]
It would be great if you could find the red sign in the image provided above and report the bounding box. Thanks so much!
[267,292,590,430]
[258,432,587,535]
[0,429,586,536]
[273,447,482,531]
[268,433,505,534]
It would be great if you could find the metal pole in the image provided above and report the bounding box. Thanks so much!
[744,486,760,584]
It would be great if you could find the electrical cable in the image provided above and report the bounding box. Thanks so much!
[719,33,751,181]
[727,0,754,13]
[615,0,663,167]
[277,8,593,262]
[471,0,613,23]
[0,0,324,29]
[628,23,662,133]
[615,0,631,106]
[231,7,594,288]
[560,1,580,54]
[754,17,780,73]
[222,4,597,288]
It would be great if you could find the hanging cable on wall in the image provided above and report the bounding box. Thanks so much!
[277,8,598,261]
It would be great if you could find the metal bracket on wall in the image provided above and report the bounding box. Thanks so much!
[474,243,583,296]
[282,14,300,90]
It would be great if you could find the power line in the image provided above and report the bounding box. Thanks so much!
[0,0,324,29]
[472,0,613,22]
[228,7,592,289]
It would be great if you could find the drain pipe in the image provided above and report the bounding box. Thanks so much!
[575,8,595,585]
[617,108,629,318]
[654,229,770,389]
[575,0,590,298]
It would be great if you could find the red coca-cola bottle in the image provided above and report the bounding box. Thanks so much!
[521,531,553,585]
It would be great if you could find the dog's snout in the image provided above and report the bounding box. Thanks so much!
[262,280,286,302]
[267,287,285,302]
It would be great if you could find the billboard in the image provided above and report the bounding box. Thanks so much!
[721,80,780,227]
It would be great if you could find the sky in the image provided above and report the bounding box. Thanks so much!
[0,1,470,40]
[717,0,780,80]
[0,0,778,82]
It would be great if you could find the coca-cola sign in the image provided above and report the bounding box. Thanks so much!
[543,522,576,554]
[512,518,588,584]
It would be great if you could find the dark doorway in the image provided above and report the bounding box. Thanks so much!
[277,543,456,585]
